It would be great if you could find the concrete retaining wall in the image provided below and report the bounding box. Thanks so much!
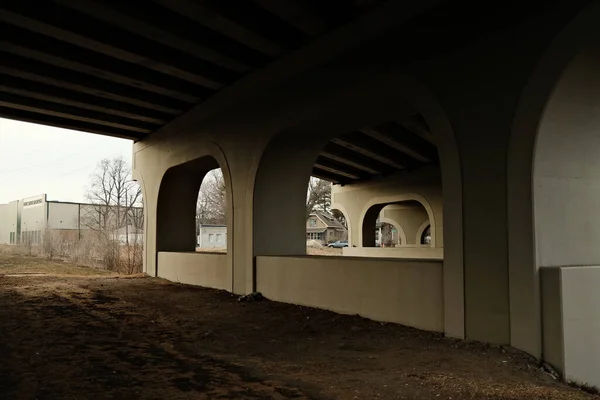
[343,246,443,259]
[256,255,444,332]
[541,266,600,387]
[157,252,230,290]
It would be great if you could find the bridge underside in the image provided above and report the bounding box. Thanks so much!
[0,0,388,139]
[3,0,600,389]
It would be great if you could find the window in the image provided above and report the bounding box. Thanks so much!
[308,232,321,240]
[209,234,214,242]
[309,218,317,227]
[216,233,222,243]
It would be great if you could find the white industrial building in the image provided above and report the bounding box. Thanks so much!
[0,194,143,246]
[197,224,227,249]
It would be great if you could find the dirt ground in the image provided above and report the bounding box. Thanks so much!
[196,247,343,256]
[0,254,596,399]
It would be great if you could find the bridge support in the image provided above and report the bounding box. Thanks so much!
[131,2,600,388]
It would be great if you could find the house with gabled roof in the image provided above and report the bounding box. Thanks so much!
[306,211,347,245]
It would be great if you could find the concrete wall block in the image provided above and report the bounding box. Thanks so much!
[541,265,600,388]
[256,255,444,332]
[157,252,230,291]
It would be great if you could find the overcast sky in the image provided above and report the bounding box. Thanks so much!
[0,118,133,204]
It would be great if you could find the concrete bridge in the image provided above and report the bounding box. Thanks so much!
[2,0,600,387]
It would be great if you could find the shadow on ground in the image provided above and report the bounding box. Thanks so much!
[0,254,596,399]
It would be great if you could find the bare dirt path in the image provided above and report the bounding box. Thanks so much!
[0,254,596,399]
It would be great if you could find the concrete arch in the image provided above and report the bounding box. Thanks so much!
[416,221,431,245]
[252,72,463,337]
[131,168,149,274]
[507,1,600,359]
[359,194,435,248]
[330,203,352,245]
[155,142,234,287]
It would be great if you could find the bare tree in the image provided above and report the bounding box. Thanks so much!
[81,157,143,273]
[196,169,226,229]
[84,157,143,233]
[381,222,396,247]
[306,177,332,219]
[331,209,347,228]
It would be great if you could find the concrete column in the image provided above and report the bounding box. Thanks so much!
[507,2,600,358]
[417,74,516,345]
[253,132,329,258]
[532,51,600,380]
[435,106,511,344]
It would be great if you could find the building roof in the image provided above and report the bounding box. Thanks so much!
[310,211,347,230]
[48,199,143,210]
[306,228,327,234]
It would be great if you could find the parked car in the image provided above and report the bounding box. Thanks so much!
[328,240,348,248]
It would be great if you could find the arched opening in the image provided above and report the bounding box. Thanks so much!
[362,200,432,249]
[306,176,348,255]
[195,168,227,253]
[253,82,453,261]
[157,156,222,253]
[253,73,463,337]
[377,219,402,247]
[155,154,233,291]
[305,177,348,255]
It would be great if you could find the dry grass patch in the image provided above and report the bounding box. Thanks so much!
[0,253,115,277]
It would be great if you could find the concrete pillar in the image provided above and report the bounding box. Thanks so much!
[507,2,600,358]
[531,50,600,381]
[436,108,511,344]
[253,133,329,259]
[414,45,542,345]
